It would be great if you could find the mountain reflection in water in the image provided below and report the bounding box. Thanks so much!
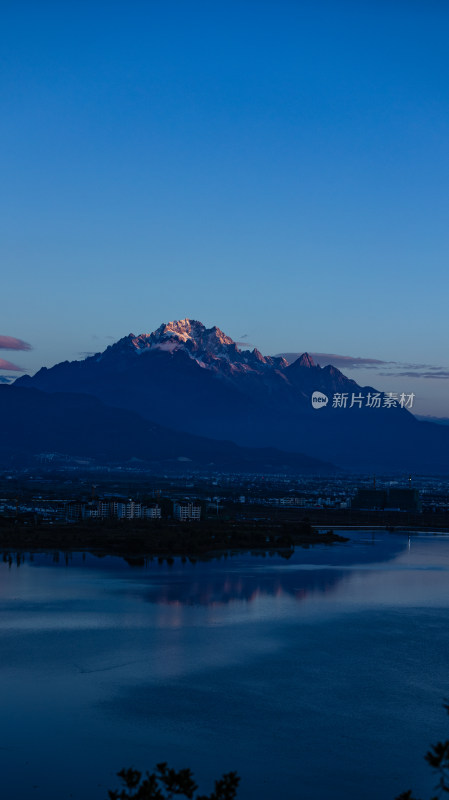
[1,532,405,608]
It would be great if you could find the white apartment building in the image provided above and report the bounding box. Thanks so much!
[173,502,201,521]
[144,505,161,519]
[85,500,161,520]
[115,501,142,519]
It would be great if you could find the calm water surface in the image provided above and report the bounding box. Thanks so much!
[1,531,449,800]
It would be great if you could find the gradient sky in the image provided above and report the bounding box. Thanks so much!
[2,1,448,415]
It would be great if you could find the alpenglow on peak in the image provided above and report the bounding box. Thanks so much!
[108,319,290,372]
[154,319,234,348]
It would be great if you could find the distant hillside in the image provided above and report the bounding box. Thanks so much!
[0,385,335,473]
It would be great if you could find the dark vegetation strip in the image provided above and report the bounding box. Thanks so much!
[0,517,347,558]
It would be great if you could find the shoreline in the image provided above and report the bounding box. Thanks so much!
[0,519,348,560]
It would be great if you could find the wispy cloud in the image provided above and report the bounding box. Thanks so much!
[0,335,32,351]
[379,370,449,380]
[235,333,257,348]
[0,376,14,384]
[0,359,25,372]
[311,353,390,369]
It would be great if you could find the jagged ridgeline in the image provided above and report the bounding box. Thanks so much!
[14,319,449,472]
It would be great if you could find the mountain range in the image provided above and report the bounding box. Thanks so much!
[13,319,449,473]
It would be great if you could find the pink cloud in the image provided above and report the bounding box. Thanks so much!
[0,335,32,351]
[0,359,25,372]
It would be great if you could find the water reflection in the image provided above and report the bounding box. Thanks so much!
[140,568,351,607]
[1,533,449,800]
[0,533,407,609]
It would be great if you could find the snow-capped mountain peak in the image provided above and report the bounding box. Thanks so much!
[152,319,235,354]
[107,319,288,374]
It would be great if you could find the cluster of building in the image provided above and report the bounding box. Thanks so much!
[82,500,162,520]
[233,486,421,512]
[67,499,202,522]
[237,495,350,509]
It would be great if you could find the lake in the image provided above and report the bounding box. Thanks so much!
[1,531,449,799]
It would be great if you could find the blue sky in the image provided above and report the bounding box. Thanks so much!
[1,1,448,414]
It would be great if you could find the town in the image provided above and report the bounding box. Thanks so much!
[1,466,448,529]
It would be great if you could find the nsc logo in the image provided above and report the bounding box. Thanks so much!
[311,391,329,409]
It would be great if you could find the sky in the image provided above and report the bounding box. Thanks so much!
[1,0,448,415]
